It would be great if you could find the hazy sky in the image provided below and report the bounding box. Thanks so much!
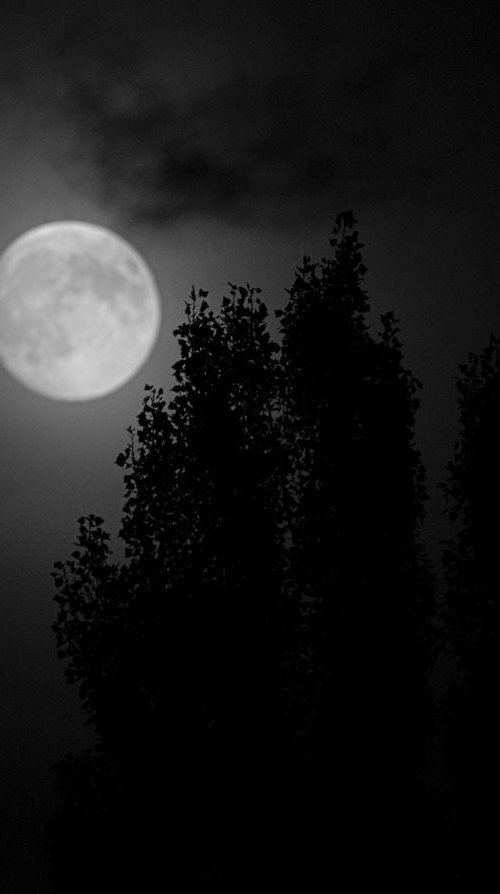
[0,0,499,887]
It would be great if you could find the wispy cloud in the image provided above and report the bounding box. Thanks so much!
[30,5,500,228]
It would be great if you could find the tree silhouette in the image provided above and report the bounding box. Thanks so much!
[47,214,436,892]
[48,285,286,891]
[440,334,500,886]
[276,212,437,890]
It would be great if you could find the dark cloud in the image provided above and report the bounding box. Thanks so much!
[36,3,500,229]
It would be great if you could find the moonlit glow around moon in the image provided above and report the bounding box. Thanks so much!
[0,221,161,400]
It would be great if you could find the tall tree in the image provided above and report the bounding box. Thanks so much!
[440,334,500,886]
[47,285,286,892]
[277,212,436,890]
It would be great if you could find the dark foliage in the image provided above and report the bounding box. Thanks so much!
[46,214,436,892]
[276,212,437,890]
[440,334,500,886]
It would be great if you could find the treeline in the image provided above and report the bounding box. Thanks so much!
[45,213,500,891]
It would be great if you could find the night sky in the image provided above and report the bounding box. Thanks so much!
[0,0,499,887]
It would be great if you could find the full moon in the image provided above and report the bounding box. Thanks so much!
[0,221,161,400]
